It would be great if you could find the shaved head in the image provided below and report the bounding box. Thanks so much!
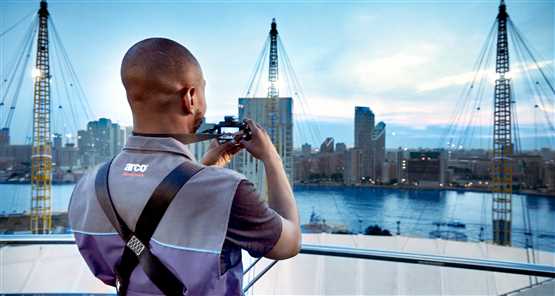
[121,37,206,134]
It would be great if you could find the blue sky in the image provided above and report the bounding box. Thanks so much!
[1,0,553,149]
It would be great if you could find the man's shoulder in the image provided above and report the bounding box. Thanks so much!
[68,163,105,229]
[73,164,102,194]
[201,165,247,182]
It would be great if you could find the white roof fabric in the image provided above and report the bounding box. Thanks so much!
[1,234,553,295]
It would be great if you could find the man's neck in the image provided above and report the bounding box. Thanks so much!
[132,117,193,135]
[131,131,216,145]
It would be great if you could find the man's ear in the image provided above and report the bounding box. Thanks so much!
[180,87,195,115]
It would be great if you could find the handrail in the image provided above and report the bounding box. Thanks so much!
[0,234,75,244]
[1,234,554,293]
[299,244,555,278]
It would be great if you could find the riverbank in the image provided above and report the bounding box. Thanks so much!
[0,213,68,234]
[294,183,555,197]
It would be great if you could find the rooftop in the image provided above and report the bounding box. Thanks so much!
[1,233,554,295]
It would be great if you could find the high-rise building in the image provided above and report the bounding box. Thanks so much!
[52,133,79,171]
[77,118,124,168]
[320,137,334,154]
[0,128,10,146]
[301,143,312,155]
[234,97,294,199]
[124,126,133,145]
[335,142,347,153]
[343,148,362,185]
[53,133,63,168]
[372,122,386,181]
[354,106,375,180]
[230,19,294,199]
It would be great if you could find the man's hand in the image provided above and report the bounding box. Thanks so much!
[201,139,243,167]
[239,119,280,163]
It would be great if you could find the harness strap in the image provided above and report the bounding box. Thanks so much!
[95,158,203,296]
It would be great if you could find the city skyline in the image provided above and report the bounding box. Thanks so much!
[1,0,553,149]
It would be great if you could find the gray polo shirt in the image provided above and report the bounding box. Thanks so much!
[70,135,281,277]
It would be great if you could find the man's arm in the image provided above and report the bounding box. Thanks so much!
[240,119,301,260]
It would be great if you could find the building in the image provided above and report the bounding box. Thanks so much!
[335,142,347,153]
[405,150,446,186]
[53,133,63,168]
[397,148,409,183]
[320,137,334,153]
[77,118,124,168]
[513,154,544,189]
[545,161,555,191]
[372,122,386,182]
[0,144,32,170]
[233,97,293,200]
[0,128,10,146]
[353,106,387,183]
[354,106,374,179]
[301,143,312,155]
[343,148,363,185]
[124,126,133,145]
[293,138,344,184]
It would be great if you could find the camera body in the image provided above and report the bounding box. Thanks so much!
[202,116,252,144]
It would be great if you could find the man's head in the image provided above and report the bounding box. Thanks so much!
[121,38,206,134]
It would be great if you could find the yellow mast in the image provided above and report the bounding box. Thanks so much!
[30,0,52,234]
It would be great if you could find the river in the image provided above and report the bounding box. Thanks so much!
[1,184,554,251]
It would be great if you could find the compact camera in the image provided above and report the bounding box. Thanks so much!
[201,116,252,144]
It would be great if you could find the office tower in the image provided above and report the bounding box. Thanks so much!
[301,143,312,155]
[320,137,334,154]
[372,122,386,181]
[77,118,124,168]
[335,142,347,153]
[0,128,9,146]
[235,97,293,200]
[354,106,375,181]
[343,148,362,185]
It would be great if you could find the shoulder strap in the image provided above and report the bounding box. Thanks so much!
[95,159,203,296]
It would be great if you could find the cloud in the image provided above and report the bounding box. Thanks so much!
[335,42,439,93]
[417,59,554,92]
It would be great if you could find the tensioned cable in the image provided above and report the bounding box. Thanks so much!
[4,21,36,128]
[1,17,37,128]
[0,9,35,39]
[439,20,497,149]
[50,18,96,121]
[0,17,36,106]
[509,20,554,148]
[50,26,80,131]
[279,37,322,143]
[244,36,270,97]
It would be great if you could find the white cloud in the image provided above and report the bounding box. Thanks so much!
[417,59,554,92]
[335,42,439,93]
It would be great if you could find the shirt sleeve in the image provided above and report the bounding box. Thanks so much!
[225,179,283,258]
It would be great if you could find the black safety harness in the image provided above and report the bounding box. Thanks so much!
[95,158,203,296]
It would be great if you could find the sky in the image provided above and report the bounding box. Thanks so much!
[1,0,553,149]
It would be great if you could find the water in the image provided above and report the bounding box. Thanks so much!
[1,184,554,251]
[296,186,555,252]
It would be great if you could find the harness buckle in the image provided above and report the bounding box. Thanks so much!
[126,235,145,256]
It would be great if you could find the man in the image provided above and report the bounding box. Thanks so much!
[68,37,301,295]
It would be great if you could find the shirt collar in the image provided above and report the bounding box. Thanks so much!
[124,134,198,162]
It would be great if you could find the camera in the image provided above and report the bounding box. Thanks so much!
[201,116,252,144]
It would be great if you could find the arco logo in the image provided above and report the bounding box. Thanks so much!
[123,163,149,176]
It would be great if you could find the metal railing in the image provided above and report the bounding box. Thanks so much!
[1,234,554,294]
